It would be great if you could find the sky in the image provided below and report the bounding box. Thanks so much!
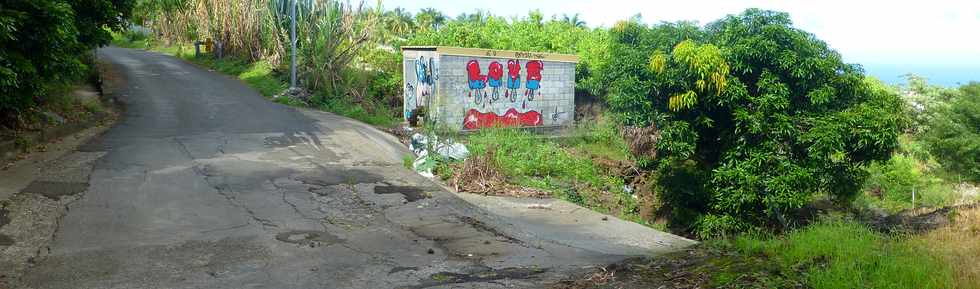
[378,0,980,86]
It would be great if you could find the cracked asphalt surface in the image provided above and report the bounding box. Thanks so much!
[4,47,663,289]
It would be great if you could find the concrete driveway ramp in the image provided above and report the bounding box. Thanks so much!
[456,194,697,256]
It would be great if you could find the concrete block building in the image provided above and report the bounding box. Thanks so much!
[401,46,578,131]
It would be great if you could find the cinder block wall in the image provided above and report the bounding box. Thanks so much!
[403,48,576,131]
[439,55,575,130]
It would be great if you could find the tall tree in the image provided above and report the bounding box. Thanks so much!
[456,10,487,24]
[561,13,586,28]
[923,82,980,182]
[603,9,907,236]
[415,7,445,32]
[383,7,414,35]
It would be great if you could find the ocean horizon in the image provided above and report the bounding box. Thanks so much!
[860,63,979,87]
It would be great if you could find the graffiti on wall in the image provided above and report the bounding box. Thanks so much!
[416,56,434,97]
[463,108,543,130]
[524,60,543,100]
[488,61,503,102]
[404,82,416,119]
[466,60,488,105]
[506,60,521,102]
[462,58,547,129]
[406,55,436,120]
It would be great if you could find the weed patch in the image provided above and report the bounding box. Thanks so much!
[726,218,954,289]
[450,127,640,221]
[860,136,962,213]
[917,205,980,288]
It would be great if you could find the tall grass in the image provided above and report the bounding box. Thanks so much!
[918,206,980,288]
[727,218,955,289]
[462,127,640,219]
[136,0,272,61]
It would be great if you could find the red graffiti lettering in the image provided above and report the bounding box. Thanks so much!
[462,108,543,130]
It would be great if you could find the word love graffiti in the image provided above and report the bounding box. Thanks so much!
[466,59,543,106]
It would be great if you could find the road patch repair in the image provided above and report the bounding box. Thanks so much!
[0,148,107,287]
[19,181,89,200]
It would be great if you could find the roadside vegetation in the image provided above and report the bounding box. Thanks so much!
[0,0,132,138]
[121,2,978,288]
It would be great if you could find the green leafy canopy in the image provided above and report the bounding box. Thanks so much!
[602,9,907,236]
[0,0,134,124]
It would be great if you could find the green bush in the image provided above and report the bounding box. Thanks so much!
[861,148,957,212]
[922,82,980,182]
[0,0,132,126]
[599,9,907,236]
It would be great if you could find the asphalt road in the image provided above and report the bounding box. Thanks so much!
[10,47,672,289]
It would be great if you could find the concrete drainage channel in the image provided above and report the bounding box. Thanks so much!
[399,266,548,289]
[0,207,12,246]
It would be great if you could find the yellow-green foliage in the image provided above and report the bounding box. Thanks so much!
[665,40,728,111]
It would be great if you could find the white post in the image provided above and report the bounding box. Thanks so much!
[912,186,916,210]
[289,0,297,89]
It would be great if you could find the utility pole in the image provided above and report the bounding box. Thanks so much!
[289,0,297,89]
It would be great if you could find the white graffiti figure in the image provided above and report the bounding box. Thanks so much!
[404,82,416,120]
[415,56,434,99]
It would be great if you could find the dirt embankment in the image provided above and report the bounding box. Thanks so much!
[1,60,122,163]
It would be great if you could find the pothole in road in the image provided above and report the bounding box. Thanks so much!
[20,181,88,200]
[374,186,433,202]
[274,230,342,248]
[297,169,384,187]
[263,134,321,148]
[0,234,13,246]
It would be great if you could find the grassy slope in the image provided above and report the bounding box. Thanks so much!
[720,218,954,289]
[443,121,647,224]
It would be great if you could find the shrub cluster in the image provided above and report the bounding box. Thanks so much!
[0,0,133,126]
[595,9,908,236]
[920,82,980,182]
